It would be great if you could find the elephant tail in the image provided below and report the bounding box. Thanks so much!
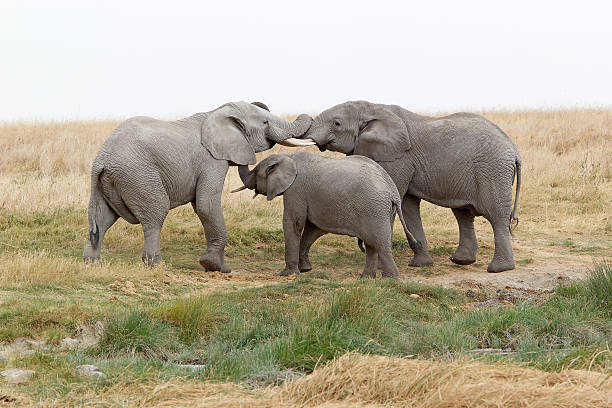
[393,202,423,253]
[87,165,104,250]
[510,158,521,235]
[357,238,365,253]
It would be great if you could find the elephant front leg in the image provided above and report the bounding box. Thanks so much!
[450,208,478,265]
[298,220,327,272]
[193,188,231,273]
[280,211,305,276]
[402,195,434,266]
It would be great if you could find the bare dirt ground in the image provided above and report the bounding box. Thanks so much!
[413,262,588,292]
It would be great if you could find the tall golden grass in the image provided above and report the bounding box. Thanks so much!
[1,110,610,237]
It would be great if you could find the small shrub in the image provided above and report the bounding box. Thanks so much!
[94,310,181,360]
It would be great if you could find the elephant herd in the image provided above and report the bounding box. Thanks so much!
[82,100,522,277]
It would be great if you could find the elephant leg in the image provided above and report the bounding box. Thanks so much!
[298,220,327,272]
[193,164,231,273]
[280,209,306,276]
[488,218,515,273]
[360,244,378,278]
[402,195,434,266]
[450,208,478,265]
[141,220,165,266]
[82,199,118,262]
[378,246,400,279]
[193,197,230,273]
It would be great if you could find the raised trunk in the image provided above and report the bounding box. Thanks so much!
[266,114,315,146]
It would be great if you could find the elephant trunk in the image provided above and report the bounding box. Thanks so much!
[267,114,315,146]
[297,115,328,151]
[231,165,256,193]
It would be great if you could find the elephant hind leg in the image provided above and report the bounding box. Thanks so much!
[488,218,515,273]
[378,248,399,279]
[360,244,378,278]
[298,220,327,272]
[402,195,434,267]
[120,174,169,267]
[141,221,165,267]
[83,198,118,262]
[450,208,478,265]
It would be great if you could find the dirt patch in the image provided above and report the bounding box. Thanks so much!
[408,262,589,293]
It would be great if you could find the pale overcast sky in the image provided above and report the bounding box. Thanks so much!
[1,0,611,120]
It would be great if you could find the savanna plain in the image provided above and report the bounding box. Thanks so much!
[0,109,611,407]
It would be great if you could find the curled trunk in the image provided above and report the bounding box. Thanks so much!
[266,114,315,145]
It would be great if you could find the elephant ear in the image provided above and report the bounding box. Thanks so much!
[354,106,411,162]
[201,104,256,165]
[264,156,298,201]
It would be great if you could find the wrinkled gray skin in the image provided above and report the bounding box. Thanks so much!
[299,101,522,273]
[82,101,313,271]
[234,152,422,278]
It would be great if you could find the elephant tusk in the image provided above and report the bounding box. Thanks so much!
[230,185,247,193]
[278,137,316,147]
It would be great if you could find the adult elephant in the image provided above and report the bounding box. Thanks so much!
[82,101,314,271]
[298,101,521,273]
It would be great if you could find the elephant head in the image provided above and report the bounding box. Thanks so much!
[201,101,315,165]
[232,155,297,201]
[299,101,411,162]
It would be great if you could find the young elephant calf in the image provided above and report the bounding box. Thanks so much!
[232,152,421,278]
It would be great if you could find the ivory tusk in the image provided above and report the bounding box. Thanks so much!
[277,137,316,147]
[230,185,247,193]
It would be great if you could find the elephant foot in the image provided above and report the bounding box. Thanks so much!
[142,253,162,267]
[360,270,376,279]
[409,252,434,267]
[298,259,312,273]
[279,267,300,276]
[82,246,100,263]
[381,271,398,279]
[200,253,231,273]
[83,254,100,263]
[450,248,476,265]
[487,259,515,273]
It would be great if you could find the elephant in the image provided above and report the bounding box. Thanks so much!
[297,101,522,273]
[82,101,315,271]
[231,151,422,278]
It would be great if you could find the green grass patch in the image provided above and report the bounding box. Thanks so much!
[94,310,182,360]
[152,295,223,343]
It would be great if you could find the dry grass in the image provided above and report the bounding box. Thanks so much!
[15,353,611,407]
[0,110,610,406]
[1,110,609,234]
[0,251,159,288]
[280,353,612,408]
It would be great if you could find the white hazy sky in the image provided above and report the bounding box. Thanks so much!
[1,0,611,120]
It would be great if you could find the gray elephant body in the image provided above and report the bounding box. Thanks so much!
[82,101,313,270]
[301,101,522,273]
[235,152,421,278]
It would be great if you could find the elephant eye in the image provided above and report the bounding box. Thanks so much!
[263,119,268,125]
[333,119,341,127]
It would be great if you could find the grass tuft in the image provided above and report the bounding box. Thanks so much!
[94,310,181,360]
[584,261,612,315]
[152,296,222,343]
